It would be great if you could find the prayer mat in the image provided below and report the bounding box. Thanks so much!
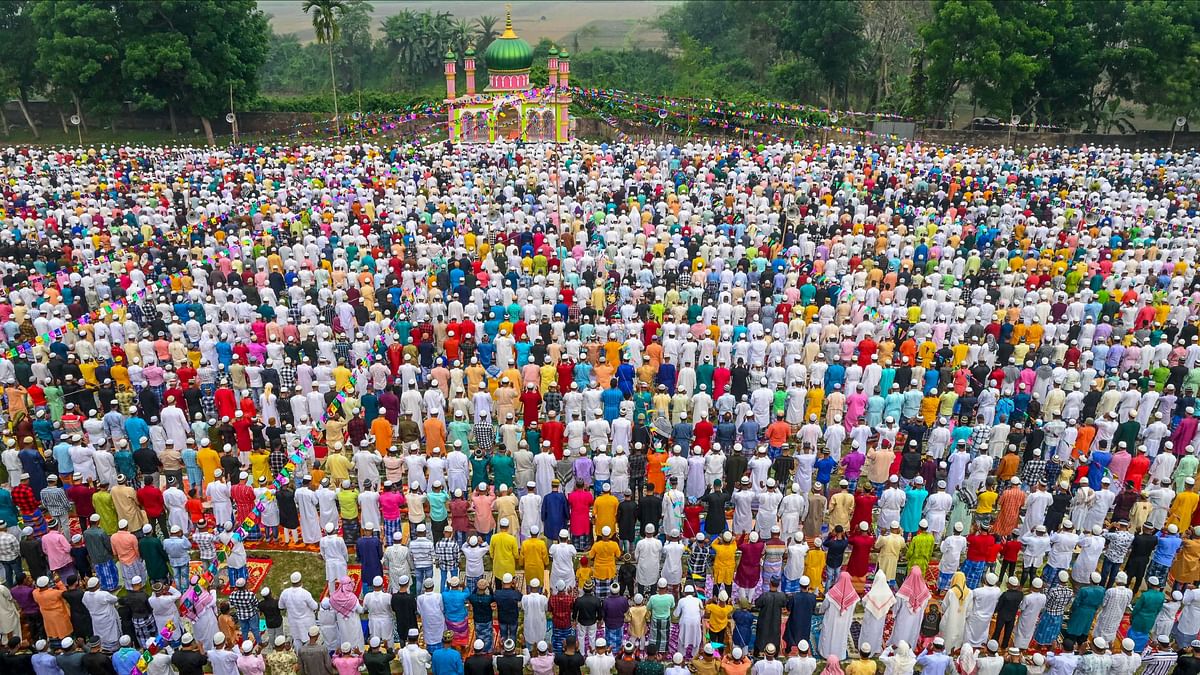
[189,557,272,594]
[321,564,363,601]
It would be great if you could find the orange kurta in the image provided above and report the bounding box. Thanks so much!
[33,584,72,639]
[647,451,667,494]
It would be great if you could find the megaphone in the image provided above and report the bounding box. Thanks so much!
[785,204,801,223]
[225,113,236,124]
[69,115,81,126]
[1010,115,1021,126]
[1177,116,1188,129]
[829,112,840,124]
[186,210,200,227]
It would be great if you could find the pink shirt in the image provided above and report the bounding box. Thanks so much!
[472,494,496,532]
[41,530,72,570]
[237,655,266,675]
[568,489,594,536]
[332,655,363,675]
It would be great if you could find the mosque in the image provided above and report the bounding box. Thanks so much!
[444,8,572,143]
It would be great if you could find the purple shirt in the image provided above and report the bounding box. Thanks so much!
[841,451,866,482]
[603,593,629,626]
[573,457,594,485]
[11,584,36,614]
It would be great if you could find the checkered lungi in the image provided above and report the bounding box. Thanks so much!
[385,518,403,543]
[134,615,158,645]
[95,560,120,591]
[938,571,955,591]
[227,565,248,587]
[1034,611,1064,645]
[200,384,217,419]
[961,559,988,589]
[343,519,360,547]
[552,626,575,653]
[595,577,612,599]
[120,561,148,589]
[573,534,593,550]
[1146,560,1170,584]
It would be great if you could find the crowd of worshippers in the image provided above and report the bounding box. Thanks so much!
[0,138,1199,675]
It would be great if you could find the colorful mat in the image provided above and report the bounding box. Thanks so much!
[320,564,363,601]
[189,557,273,594]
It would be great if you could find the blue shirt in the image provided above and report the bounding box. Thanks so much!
[914,652,953,675]
[1153,533,1184,565]
[442,589,469,623]
[815,457,837,483]
[431,647,463,675]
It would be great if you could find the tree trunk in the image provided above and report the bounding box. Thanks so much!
[58,108,68,134]
[201,116,215,145]
[0,106,9,137]
[71,91,88,134]
[15,92,37,138]
[168,103,178,134]
[328,42,340,136]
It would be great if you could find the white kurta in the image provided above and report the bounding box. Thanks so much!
[296,488,322,544]
[416,592,445,646]
[673,595,703,657]
[335,604,366,648]
[364,591,394,643]
[939,589,970,652]
[0,585,19,638]
[279,586,318,645]
[1013,591,1046,649]
[818,598,857,660]
[889,596,928,649]
[321,534,350,586]
[163,486,190,533]
[963,585,1000,646]
[83,589,121,649]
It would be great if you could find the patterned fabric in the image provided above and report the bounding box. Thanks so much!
[434,538,462,572]
[961,559,987,589]
[96,560,120,591]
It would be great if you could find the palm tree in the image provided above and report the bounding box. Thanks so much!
[474,14,499,52]
[302,0,348,134]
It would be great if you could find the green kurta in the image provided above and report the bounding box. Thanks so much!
[1129,588,1165,634]
[1065,583,1104,636]
[906,532,935,573]
[139,535,170,581]
[91,491,119,534]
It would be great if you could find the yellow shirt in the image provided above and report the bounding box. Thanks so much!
[706,603,733,632]
[711,540,738,584]
[521,537,549,582]
[589,539,621,579]
[325,453,353,486]
[594,494,619,534]
[805,549,827,593]
[976,490,998,515]
[490,531,519,579]
[197,448,221,484]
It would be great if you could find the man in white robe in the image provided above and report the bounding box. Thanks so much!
[83,578,121,650]
[859,571,894,656]
[400,629,432,675]
[633,525,663,594]
[415,580,445,649]
[963,573,1001,646]
[295,481,321,544]
[549,532,579,591]
[163,482,190,534]
[278,572,318,647]
[320,523,350,591]
[673,586,704,658]
[924,482,953,542]
[1013,578,1047,649]
[1071,526,1106,584]
[522,582,549,649]
[818,572,858,660]
[206,471,232,526]
[364,578,394,644]
[316,480,339,530]
[1019,483,1053,535]
[160,401,190,452]
[1093,574,1133,644]
[877,478,906,535]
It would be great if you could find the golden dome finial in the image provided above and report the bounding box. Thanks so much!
[501,3,517,38]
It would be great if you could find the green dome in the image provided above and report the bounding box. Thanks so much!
[484,11,533,72]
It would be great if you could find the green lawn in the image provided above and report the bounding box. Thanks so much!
[256,549,329,599]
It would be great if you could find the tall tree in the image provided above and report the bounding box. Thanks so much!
[29,0,124,133]
[303,0,348,131]
[474,15,499,54]
[120,0,269,142]
[0,1,43,136]
[778,0,866,106]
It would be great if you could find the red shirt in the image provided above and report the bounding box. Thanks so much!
[137,485,166,518]
[966,533,999,562]
[851,493,878,532]
[1001,539,1023,563]
[1127,454,1151,491]
[846,533,875,577]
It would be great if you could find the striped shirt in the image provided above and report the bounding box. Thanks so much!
[409,536,434,568]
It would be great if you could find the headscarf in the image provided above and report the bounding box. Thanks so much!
[825,571,859,612]
[896,566,932,613]
[956,643,977,675]
[884,641,917,675]
[863,570,896,619]
[947,570,969,603]
[329,576,359,617]
[822,655,845,675]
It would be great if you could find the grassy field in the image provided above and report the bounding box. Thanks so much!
[260,0,675,48]
[258,549,330,600]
